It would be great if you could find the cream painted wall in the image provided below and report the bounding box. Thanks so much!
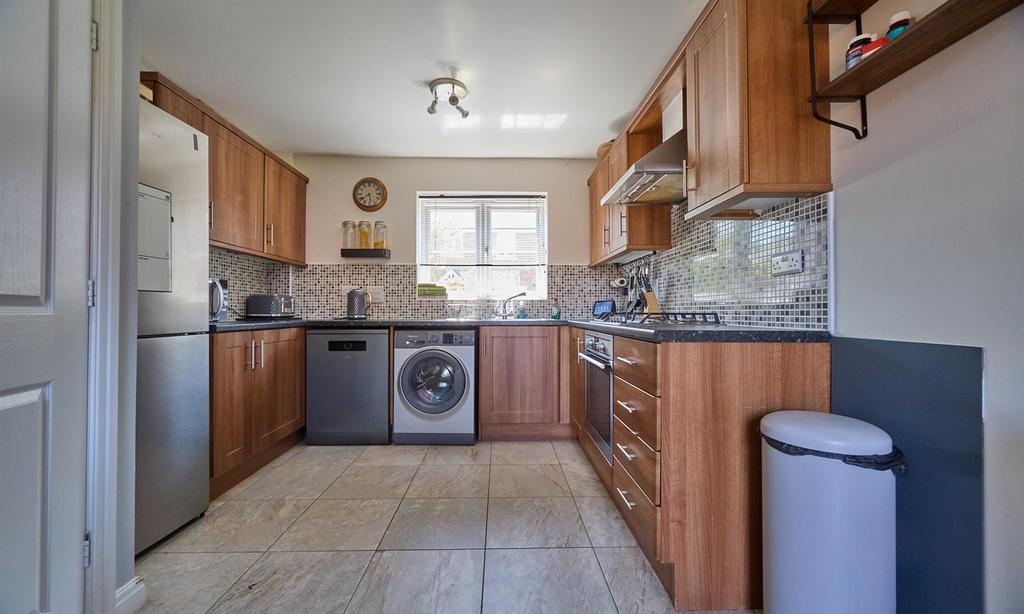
[292,155,594,265]
[829,5,1024,612]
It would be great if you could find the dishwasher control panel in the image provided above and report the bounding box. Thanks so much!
[395,330,476,347]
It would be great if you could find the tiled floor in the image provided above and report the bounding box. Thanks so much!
[137,440,752,614]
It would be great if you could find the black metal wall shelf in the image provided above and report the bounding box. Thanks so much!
[340,248,391,259]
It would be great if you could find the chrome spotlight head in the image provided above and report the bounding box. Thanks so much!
[427,99,438,114]
[456,105,469,119]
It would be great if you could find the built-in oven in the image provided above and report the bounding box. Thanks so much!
[579,331,614,462]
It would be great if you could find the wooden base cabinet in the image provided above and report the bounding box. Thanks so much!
[574,336,831,611]
[478,326,573,440]
[211,328,305,497]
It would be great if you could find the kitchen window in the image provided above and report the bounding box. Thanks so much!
[416,192,548,300]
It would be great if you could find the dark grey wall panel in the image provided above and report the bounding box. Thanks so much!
[831,337,983,614]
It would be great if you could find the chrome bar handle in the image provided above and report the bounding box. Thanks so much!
[616,487,636,511]
[616,400,637,414]
[248,340,256,370]
[615,356,638,366]
[259,339,265,368]
[576,338,584,363]
[615,443,636,461]
[578,352,608,370]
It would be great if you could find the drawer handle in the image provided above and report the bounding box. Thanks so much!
[616,443,636,461]
[616,487,636,511]
[616,356,638,366]
[616,400,637,414]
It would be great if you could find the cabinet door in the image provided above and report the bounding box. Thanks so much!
[251,328,304,453]
[152,83,204,131]
[263,156,307,263]
[607,138,629,252]
[589,156,611,264]
[686,0,742,209]
[569,327,586,430]
[211,331,253,477]
[205,115,265,251]
[478,327,560,427]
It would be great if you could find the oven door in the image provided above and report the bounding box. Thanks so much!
[580,351,613,462]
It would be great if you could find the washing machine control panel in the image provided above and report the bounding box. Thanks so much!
[395,329,476,347]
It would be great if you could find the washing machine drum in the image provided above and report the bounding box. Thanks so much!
[400,349,468,415]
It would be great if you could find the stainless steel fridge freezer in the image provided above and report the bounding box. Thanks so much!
[135,101,211,553]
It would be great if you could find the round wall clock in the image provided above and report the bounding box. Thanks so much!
[353,177,387,211]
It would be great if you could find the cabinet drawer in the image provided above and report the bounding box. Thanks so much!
[613,376,659,450]
[613,417,660,505]
[612,462,660,560]
[612,337,659,395]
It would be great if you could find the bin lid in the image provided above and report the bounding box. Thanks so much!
[760,411,892,456]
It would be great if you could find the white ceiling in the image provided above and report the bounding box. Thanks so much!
[140,0,705,158]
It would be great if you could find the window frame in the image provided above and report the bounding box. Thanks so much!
[416,191,548,300]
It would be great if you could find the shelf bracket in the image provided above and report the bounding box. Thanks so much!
[806,2,869,140]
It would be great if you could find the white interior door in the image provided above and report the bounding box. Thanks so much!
[0,1,92,612]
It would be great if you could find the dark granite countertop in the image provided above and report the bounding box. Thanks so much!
[210,317,830,343]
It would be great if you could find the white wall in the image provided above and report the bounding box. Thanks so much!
[292,155,594,264]
[829,5,1024,612]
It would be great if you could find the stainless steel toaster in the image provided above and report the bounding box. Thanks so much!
[245,294,295,318]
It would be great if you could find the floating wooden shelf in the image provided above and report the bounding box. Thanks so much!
[816,0,1023,100]
[339,248,391,259]
[809,0,879,23]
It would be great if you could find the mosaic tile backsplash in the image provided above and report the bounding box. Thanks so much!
[211,194,829,329]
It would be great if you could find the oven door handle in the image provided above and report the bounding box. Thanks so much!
[578,352,609,370]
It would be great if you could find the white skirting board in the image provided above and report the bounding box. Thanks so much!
[115,576,147,614]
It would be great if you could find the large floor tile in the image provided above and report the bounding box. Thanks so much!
[136,552,260,614]
[594,547,676,614]
[575,496,638,547]
[161,500,312,553]
[405,465,490,498]
[263,442,306,470]
[231,463,345,500]
[208,551,372,614]
[482,548,617,614]
[271,498,400,551]
[379,498,487,550]
[486,497,590,548]
[319,464,418,499]
[489,464,571,497]
[422,442,491,465]
[345,549,484,614]
[281,445,365,470]
[351,445,428,465]
[491,441,559,464]
[551,440,589,464]
[561,462,607,496]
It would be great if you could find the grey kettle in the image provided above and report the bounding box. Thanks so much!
[346,288,372,320]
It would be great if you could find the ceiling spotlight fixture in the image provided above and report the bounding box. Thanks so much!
[427,77,469,118]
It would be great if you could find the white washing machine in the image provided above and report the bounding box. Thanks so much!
[393,329,476,445]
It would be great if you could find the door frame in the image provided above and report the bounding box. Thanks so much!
[86,0,144,612]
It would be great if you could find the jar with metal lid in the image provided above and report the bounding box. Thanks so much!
[373,221,388,249]
[341,221,356,248]
[357,221,372,248]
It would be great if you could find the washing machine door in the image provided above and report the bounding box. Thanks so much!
[399,349,468,415]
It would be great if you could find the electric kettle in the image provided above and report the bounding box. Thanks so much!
[346,288,372,320]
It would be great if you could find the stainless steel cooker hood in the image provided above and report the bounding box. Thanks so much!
[600,130,687,207]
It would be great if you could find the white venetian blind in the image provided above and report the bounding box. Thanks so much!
[416,193,548,299]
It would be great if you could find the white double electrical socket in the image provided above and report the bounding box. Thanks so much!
[771,249,804,276]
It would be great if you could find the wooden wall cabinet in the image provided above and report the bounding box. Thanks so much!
[684,0,831,219]
[142,71,309,266]
[478,326,573,440]
[588,133,673,266]
[211,328,305,496]
[263,157,307,264]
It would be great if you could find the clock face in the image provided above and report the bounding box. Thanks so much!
[353,177,387,211]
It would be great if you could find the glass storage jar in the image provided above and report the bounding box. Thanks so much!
[341,221,356,248]
[373,221,388,249]
[357,221,372,248]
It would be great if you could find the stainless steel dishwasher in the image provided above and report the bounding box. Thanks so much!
[306,329,390,444]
